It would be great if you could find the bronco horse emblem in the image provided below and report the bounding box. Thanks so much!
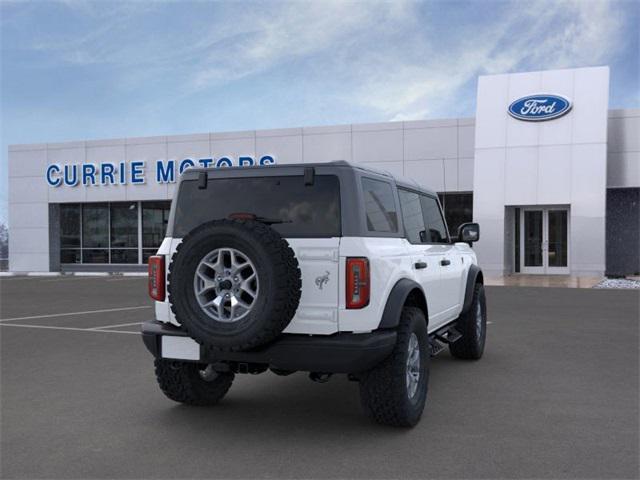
[315,271,330,290]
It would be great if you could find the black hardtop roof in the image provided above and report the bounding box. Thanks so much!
[185,160,437,197]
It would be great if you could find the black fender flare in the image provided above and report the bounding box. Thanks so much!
[378,279,428,329]
[462,264,484,314]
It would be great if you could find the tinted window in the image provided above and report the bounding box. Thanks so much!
[82,204,109,248]
[60,204,80,248]
[142,201,171,248]
[174,175,341,238]
[110,203,138,248]
[361,178,398,233]
[420,195,449,243]
[398,189,426,244]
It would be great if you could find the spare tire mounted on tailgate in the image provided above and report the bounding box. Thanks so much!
[168,219,302,351]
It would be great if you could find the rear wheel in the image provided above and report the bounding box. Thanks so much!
[154,359,234,406]
[359,307,429,427]
[449,283,486,360]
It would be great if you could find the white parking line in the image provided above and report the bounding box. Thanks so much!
[0,306,151,323]
[0,323,139,335]
[89,321,142,330]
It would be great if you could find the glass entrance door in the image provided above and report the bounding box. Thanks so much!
[519,208,569,274]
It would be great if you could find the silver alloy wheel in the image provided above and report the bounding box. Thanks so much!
[193,247,259,323]
[406,333,421,399]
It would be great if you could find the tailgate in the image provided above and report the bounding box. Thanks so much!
[283,238,340,334]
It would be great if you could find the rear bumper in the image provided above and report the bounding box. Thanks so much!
[141,320,396,374]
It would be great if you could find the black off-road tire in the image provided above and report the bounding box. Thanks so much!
[359,307,430,427]
[168,219,301,352]
[449,283,486,360]
[154,359,234,406]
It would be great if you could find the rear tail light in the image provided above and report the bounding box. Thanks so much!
[148,256,165,301]
[346,257,370,309]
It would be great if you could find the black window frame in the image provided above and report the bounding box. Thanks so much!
[398,187,427,245]
[420,193,451,244]
[396,187,451,245]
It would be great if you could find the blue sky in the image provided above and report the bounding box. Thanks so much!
[1,0,638,225]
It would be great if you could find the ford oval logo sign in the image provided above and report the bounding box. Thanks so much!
[508,94,572,121]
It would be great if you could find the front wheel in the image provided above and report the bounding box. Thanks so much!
[359,307,429,427]
[154,359,234,405]
[449,283,487,360]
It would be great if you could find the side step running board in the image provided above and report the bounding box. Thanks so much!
[429,325,462,356]
[430,338,446,356]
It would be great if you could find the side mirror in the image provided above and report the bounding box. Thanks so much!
[457,223,480,245]
[419,230,427,243]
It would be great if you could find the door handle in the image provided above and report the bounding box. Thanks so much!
[440,259,451,266]
[414,262,427,270]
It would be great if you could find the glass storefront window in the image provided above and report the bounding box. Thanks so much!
[82,249,109,264]
[60,201,170,265]
[438,192,473,237]
[142,201,171,250]
[60,204,81,263]
[82,204,109,248]
[110,203,138,248]
[60,204,81,248]
[60,249,81,264]
[111,249,139,264]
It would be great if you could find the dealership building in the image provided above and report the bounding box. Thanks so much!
[7,66,640,277]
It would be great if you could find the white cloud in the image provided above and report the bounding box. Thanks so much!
[350,0,626,121]
[9,0,629,121]
[189,1,416,91]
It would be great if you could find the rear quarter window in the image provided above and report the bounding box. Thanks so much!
[173,175,341,238]
[361,177,398,233]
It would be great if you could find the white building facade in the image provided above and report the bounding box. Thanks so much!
[8,66,640,277]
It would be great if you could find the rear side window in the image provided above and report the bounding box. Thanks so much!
[420,195,449,243]
[361,177,398,233]
[398,189,426,244]
[173,175,341,238]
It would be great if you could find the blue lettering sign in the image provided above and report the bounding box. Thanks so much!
[130,161,145,184]
[101,163,116,185]
[46,164,61,187]
[216,157,233,168]
[64,164,78,186]
[82,164,97,186]
[179,158,195,174]
[47,155,276,187]
[156,159,175,183]
[259,155,275,166]
[239,156,254,167]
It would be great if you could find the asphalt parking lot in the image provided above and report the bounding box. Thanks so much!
[1,276,638,479]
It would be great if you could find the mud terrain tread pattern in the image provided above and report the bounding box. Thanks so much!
[449,283,486,360]
[167,219,301,352]
[154,358,234,406]
[359,307,429,427]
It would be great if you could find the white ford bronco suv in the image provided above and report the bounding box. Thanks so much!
[143,161,486,427]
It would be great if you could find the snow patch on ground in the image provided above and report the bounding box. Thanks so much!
[593,278,640,289]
